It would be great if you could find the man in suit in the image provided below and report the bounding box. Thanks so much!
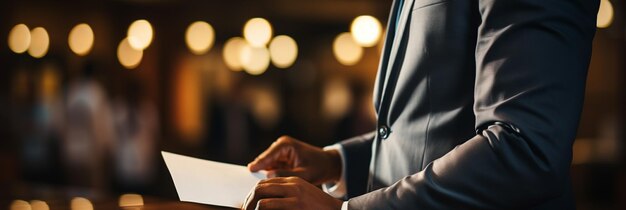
[243,0,599,209]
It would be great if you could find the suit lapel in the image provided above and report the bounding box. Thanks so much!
[369,0,416,192]
[388,0,413,70]
[374,0,414,112]
[375,0,415,114]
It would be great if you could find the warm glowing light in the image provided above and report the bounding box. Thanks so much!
[223,37,247,71]
[269,35,298,68]
[185,21,215,55]
[28,27,49,58]
[127,19,153,50]
[173,60,203,141]
[29,200,49,210]
[70,197,93,210]
[68,23,94,56]
[240,43,270,75]
[117,38,143,69]
[333,32,363,66]
[8,24,31,54]
[350,15,382,47]
[323,78,353,120]
[243,18,272,47]
[597,0,614,28]
[40,62,60,100]
[119,194,144,207]
[248,87,281,129]
[10,200,31,210]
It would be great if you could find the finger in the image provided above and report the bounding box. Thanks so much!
[244,183,297,210]
[257,183,294,197]
[266,168,310,180]
[258,177,288,184]
[242,185,255,210]
[256,198,298,210]
[249,137,294,171]
[248,137,296,171]
[258,176,303,185]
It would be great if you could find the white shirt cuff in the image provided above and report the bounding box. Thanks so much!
[322,144,347,199]
[341,201,348,210]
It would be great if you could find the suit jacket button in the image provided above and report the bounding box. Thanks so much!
[378,125,390,140]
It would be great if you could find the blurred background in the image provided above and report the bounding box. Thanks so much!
[0,0,623,209]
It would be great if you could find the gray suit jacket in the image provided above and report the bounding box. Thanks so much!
[339,0,599,209]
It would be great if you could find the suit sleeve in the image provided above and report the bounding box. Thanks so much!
[347,0,599,209]
[338,131,376,198]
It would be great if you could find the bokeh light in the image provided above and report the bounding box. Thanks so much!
[243,18,272,47]
[8,24,31,54]
[597,0,614,28]
[40,63,60,100]
[117,38,143,69]
[10,200,31,210]
[68,23,95,56]
[119,194,144,207]
[223,37,247,71]
[350,15,382,47]
[29,200,49,210]
[322,78,352,120]
[173,60,203,141]
[333,32,363,66]
[28,27,49,58]
[70,197,93,210]
[185,21,215,55]
[269,35,298,68]
[127,19,153,50]
[248,86,281,129]
[240,43,270,75]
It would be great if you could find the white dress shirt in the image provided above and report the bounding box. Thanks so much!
[322,144,349,210]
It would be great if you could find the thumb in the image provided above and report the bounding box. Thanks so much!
[248,137,298,172]
[247,149,282,172]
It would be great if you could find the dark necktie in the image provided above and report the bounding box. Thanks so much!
[395,0,404,32]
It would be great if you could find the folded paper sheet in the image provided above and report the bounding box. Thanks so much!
[162,151,266,208]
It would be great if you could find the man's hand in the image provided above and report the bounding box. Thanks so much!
[247,136,342,185]
[242,176,343,210]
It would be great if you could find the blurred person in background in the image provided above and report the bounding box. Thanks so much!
[18,60,66,185]
[243,0,600,209]
[112,78,158,192]
[63,62,114,189]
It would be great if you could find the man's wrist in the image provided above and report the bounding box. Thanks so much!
[324,149,342,182]
[333,198,344,210]
[322,144,347,199]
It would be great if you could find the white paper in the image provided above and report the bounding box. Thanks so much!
[161,151,266,208]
